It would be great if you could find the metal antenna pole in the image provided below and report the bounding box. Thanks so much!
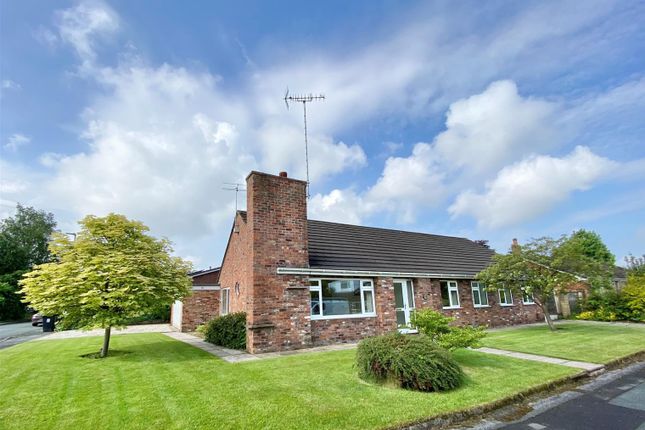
[302,101,310,196]
[222,183,246,212]
[284,90,325,198]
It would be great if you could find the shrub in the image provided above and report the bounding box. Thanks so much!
[411,309,486,350]
[356,332,464,392]
[623,274,645,322]
[581,289,642,322]
[203,312,246,350]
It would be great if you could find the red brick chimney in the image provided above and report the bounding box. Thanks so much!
[511,238,520,254]
[244,171,311,352]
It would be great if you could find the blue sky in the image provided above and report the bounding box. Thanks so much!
[1,0,644,268]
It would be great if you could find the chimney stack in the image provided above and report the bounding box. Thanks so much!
[511,238,520,254]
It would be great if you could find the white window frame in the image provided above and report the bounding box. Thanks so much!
[498,288,513,306]
[471,281,490,308]
[220,288,230,315]
[309,278,376,320]
[521,288,535,305]
[440,280,460,309]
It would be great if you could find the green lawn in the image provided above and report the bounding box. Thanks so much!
[0,333,575,430]
[482,321,645,364]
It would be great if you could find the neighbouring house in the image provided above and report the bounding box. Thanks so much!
[171,267,221,332]
[177,170,545,353]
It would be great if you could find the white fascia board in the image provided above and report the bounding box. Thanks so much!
[276,267,474,279]
[191,285,221,291]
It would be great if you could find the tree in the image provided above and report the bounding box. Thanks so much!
[555,230,615,290]
[477,237,579,331]
[0,204,56,320]
[20,214,192,357]
[623,254,645,321]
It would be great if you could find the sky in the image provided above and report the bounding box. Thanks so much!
[1,0,644,269]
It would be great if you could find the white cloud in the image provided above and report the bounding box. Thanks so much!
[4,134,31,152]
[55,0,119,62]
[449,146,617,228]
[366,143,445,222]
[1,80,21,91]
[434,80,560,175]
[309,189,364,224]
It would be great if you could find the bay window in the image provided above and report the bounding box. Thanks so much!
[309,279,376,319]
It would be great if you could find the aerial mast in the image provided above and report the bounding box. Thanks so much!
[284,89,325,198]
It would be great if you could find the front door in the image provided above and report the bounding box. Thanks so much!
[393,279,415,329]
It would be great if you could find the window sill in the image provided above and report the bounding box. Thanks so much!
[473,305,491,308]
[311,313,377,321]
[442,306,461,310]
[522,302,536,305]
[500,304,514,307]
[398,328,418,334]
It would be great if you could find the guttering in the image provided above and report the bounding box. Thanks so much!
[276,267,475,279]
[191,285,220,291]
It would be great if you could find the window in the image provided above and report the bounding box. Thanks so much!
[521,288,535,305]
[498,288,513,306]
[309,279,375,319]
[220,289,230,315]
[440,280,460,308]
[471,282,489,307]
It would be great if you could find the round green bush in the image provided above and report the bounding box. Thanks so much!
[203,312,246,350]
[356,332,464,392]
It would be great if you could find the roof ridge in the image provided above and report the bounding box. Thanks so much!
[307,218,474,242]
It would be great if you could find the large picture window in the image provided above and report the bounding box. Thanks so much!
[440,280,460,308]
[471,281,489,307]
[309,279,376,319]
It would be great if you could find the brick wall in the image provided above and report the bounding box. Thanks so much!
[246,171,312,353]
[179,290,220,332]
[192,270,220,285]
[414,278,543,327]
[218,212,252,315]
[308,277,544,346]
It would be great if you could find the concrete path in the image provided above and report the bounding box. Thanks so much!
[163,331,357,363]
[477,347,604,372]
[33,323,173,341]
[164,332,258,362]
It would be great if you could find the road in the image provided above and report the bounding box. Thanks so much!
[493,363,645,430]
[0,321,46,349]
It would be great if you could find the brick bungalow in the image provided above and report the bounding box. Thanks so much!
[179,170,544,353]
[171,267,221,332]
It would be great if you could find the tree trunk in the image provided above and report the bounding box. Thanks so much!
[100,326,111,358]
[535,296,557,332]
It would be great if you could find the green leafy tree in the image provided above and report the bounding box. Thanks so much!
[477,237,578,331]
[555,230,615,290]
[623,254,645,321]
[20,214,192,357]
[0,204,57,320]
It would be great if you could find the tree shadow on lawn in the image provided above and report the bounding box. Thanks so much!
[75,340,220,364]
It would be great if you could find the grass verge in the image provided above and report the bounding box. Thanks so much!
[0,333,577,430]
[482,321,645,364]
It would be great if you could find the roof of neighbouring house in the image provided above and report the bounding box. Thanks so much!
[189,267,221,278]
[236,211,494,276]
[613,266,627,279]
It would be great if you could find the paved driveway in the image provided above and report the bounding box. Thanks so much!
[0,322,46,350]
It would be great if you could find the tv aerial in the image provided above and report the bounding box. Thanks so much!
[284,89,325,198]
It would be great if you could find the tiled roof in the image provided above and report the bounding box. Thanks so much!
[235,212,494,276]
